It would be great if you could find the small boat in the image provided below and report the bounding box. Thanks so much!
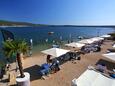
[48,32,54,35]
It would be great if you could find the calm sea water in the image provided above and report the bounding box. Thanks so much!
[0,26,114,60]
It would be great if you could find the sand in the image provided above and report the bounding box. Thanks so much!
[21,40,115,86]
[1,40,114,86]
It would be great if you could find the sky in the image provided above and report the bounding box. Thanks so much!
[0,0,115,25]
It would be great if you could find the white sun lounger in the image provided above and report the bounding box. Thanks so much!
[72,69,115,86]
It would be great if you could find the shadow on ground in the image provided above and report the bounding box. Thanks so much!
[24,65,42,81]
[0,79,8,83]
[96,59,115,70]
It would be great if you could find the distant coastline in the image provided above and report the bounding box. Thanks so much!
[0,25,29,28]
[0,20,115,28]
[0,20,47,27]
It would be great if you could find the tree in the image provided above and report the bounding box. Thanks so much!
[2,40,29,78]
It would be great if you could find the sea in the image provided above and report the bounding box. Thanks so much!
[0,26,114,61]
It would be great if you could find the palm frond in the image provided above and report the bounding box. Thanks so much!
[2,40,29,58]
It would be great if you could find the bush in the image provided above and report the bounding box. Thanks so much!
[108,33,115,40]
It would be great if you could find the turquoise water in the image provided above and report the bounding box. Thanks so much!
[0,26,114,55]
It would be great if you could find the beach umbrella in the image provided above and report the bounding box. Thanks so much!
[100,35,111,38]
[102,53,115,61]
[65,42,85,48]
[41,48,70,57]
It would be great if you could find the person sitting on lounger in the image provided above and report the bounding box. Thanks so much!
[50,59,60,73]
[46,55,52,64]
[96,63,107,73]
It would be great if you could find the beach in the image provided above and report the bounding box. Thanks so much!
[21,40,114,86]
[1,0,115,86]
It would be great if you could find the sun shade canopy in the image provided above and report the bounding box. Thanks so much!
[41,48,70,57]
[78,39,94,44]
[90,37,104,41]
[72,69,115,86]
[100,35,111,38]
[65,42,85,48]
[102,53,115,61]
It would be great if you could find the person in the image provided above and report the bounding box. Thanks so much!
[28,39,33,56]
[28,46,32,56]
[46,55,51,64]
[67,40,70,44]
[40,63,51,79]
[96,63,107,73]
[50,59,60,73]
[76,52,81,60]
[96,46,101,52]
[89,64,115,78]
[68,52,73,60]
[81,46,86,53]
[55,59,60,71]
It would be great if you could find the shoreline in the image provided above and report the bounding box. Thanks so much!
[0,25,30,28]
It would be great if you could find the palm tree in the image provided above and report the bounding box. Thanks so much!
[2,39,29,78]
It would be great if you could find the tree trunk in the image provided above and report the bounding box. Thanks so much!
[20,53,24,66]
[17,53,25,78]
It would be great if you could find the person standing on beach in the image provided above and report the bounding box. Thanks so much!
[28,39,33,56]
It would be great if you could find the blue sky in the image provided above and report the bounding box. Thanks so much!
[0,0,115,25]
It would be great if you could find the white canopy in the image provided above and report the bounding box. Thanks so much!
[113,44,115,48]
[102,53,115,61]
[65,42,85,48]
[41,48,70,57]
[72,69,115,86]
[78,39,94,44]
[100,35,111,38]
[91,37,104,42]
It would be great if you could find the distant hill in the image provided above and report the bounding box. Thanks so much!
[0,20,115,28]
[47,24,115,27]
[0,20,47,26]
